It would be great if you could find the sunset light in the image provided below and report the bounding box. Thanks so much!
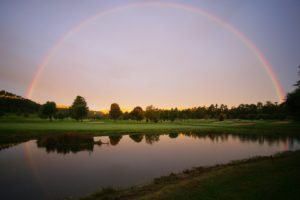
[1,1,300,200]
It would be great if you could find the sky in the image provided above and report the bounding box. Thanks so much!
[0,0,299,110]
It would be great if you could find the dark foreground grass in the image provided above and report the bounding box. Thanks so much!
[79,150,300,200]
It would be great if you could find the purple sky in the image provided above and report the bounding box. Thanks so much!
[0,0,299,110]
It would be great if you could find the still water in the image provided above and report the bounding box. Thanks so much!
[0,133,299,200]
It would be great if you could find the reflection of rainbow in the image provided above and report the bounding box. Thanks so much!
[23,141,49,199]
[25,1,285,102]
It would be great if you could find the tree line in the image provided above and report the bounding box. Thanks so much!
[38,66,300,122]
[37,98,293,122]
[2,67,300,121]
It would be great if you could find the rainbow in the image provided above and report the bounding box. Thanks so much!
[25,1,285,102]
[23,1,286,185]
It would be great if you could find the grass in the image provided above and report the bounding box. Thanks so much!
[0,115,300,145]
[79,150,300,200]
[1,116,300,135]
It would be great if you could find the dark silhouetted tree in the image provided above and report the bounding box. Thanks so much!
[70,96,89,121]
[109,103,122,121]
[130,106,144,121]
[54,108,69,120]
[218,113,226,121]
[169,108,178,122]
[39,101,57,121]
[145,105,159,123]
[286,66,300,120]
[121,111,130,120]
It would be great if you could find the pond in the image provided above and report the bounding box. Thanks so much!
[1,133,300,200]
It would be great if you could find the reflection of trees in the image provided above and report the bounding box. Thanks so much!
[37,133,94,154]
[145,134,160,144]
[182,132,298,146]
[129,134,144,143]
[26,132,300,154]
[0,135,35,152]
[0,143,19,151]
[109,135,123,146]
[169,133,179,139]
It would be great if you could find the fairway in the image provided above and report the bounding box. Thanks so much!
[1,117,300,135]
[1,117,300,148]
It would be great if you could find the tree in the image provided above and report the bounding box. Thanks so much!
[286,66,300,120]
[145,105,159,123]
[54,109,69,120]
[130,106,144,121]
[218,113,226,121]
[70,96,89,121]
[121,112,130,120]
[39,101,57,121]
[294,66,300,88]
[169,108,178,122]
[109,103,122,121]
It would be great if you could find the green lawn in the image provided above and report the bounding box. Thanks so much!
[80,150,300,200]
[0,117,300,134]
[0,115,300,145]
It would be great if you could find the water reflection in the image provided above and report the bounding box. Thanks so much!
[1,132,300,200]
[169,133,179,139]
[36,133,94,154]
[183,132,296,147]
[32,132,300,154]
[129,134,144,143]
[145,134,160,144]
[109,135,123,146]
[0,143,19,151]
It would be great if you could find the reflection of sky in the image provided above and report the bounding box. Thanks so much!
[1,0,300,109]
[1,134,300,199]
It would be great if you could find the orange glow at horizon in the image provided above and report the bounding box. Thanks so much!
[25,2,285,110]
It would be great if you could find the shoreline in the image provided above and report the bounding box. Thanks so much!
[78,150,300,200]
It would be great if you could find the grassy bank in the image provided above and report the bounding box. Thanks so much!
[80,150,300,200]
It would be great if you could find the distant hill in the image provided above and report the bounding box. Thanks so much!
[0,90,23,98]
[0,90,41,114]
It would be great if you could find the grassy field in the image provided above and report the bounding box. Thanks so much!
[1,115,300,134]
[80,150,300,200]
[1,115,300,144]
